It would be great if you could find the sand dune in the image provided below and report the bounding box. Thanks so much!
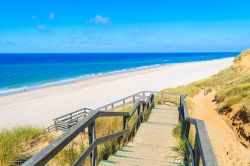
[0,58,234,128]
[190,92,250,165]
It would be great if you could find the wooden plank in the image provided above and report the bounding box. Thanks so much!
[88,122,97,166]
[128,102,141,118]
[194,134,201,166]
[95,91,143,111]
[54,108,90,120]
[98,111,129,117]
[182,102,189,121]
[183,134,195,166]
[145,90,182,96]
[186,117,196,125]
[195,120,218,166]
[101,105,181,166]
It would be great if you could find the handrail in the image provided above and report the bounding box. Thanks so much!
[49,91,147,131]
[179,95,217,166]
[49,90,180,132]
[74,130,129,166]
[50,90,180,132]
[23,94,155,166]
[25,91,217,166]
[95,91,144,111]
[144,90,182,96]
[53,108,92,121]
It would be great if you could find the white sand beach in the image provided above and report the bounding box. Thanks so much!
[0,58,234,128]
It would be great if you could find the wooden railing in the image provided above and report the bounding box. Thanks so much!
[179,95,218,166]
[23,91,217,166]
[23,93,155,166]
[47,91,178,132]
[47,108,92,132]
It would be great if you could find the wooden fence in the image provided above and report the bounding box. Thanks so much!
[47,91,178,132]
[179,95,217,166]
[23,91,217,166]
[23,93,155,166]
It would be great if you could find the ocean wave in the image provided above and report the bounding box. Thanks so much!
[0,64,163,96]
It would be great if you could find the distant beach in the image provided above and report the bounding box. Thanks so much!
[0,52,237,96]
[0,57,234,128]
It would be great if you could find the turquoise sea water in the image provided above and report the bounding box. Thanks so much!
[0,52,238,95]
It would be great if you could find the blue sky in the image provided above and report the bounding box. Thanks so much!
[0,0,250,53]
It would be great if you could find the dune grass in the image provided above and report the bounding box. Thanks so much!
[0,126,45,166]
[47,104,136,166]
[172,123,186,155]
[0,105,138,166]
[163,63,250,110]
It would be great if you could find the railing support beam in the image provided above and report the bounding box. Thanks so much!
[194,134,200,166]
[88,121,97,166]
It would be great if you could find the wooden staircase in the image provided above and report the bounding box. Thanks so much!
[23,91,217,166]
[100,105,183,166]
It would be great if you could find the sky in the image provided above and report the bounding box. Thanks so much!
[0,0,250,53]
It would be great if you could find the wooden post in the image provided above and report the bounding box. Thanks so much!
[137,105,141,128]
[178,106,181,121]
[122,116,128,143]
[184,121,190,166]
[88,121,97,166]
[180,98,184,120]
[133,96,136,104]
[152,94,154,108]
[186,122,190,140]
[123,116,128,130]
[138,104,141,116]
[142,102,145,121]
[54,121,58,131]
[194,134,200,166]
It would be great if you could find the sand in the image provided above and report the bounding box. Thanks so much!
[0,58,234,128]
[190,92,250,165]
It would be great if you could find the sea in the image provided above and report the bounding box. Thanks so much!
[0,52,238,96]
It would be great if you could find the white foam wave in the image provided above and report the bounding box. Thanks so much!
[0,64,163,96]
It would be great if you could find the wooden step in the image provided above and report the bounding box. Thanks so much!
[100,105,183,166]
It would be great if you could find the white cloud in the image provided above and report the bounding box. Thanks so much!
[49,12,56,20]
[90,14,110,25]
[37,24,47,31]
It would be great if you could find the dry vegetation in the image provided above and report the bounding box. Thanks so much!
[0,126,46,166]
[165,49,250,148]
[0,105,135,166]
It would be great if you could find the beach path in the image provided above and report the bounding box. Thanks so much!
[190,92,250,166]
[100,104,183,166]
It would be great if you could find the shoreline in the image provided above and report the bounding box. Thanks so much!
[0,64,164,97]
[0,57,234,128]
[0,57,234,97]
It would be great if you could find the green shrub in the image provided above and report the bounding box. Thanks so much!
[172,123,186,155]
[218,105,232,114]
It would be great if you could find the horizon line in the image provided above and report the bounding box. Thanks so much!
[0,51,241,54]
